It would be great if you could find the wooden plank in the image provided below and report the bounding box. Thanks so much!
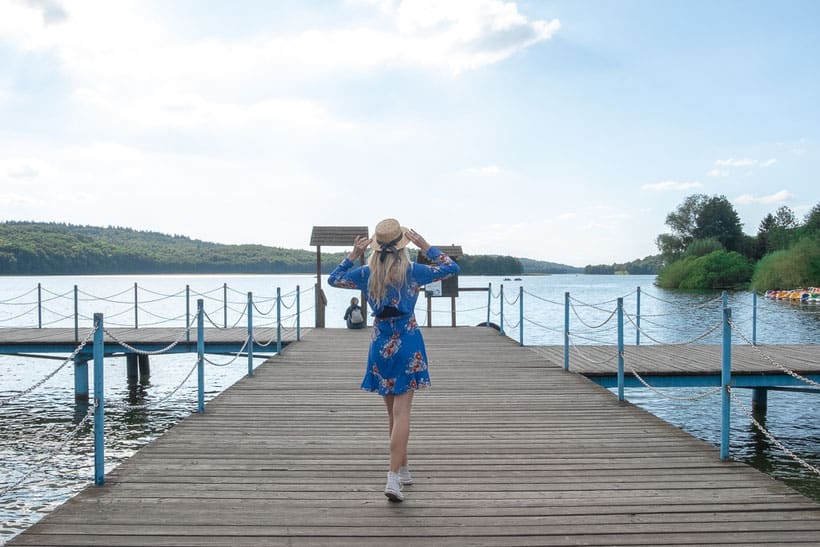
[7,327,820,546]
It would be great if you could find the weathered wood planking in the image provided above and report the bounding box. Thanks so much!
[8,327,820,546]
[0,327,301,349]
[529,343,820,376]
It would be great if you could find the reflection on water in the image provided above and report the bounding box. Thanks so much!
[1,273,819,542]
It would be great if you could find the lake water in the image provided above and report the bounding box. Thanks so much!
[1,273,818,541]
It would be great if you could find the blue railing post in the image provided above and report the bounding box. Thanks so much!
[186,285,191,344]
[519,286,524,347]
[247,292,254,377]
[74,284,79,343]
[721,306,732,461]
[499,285,505,335]
[276,287,282,354]
[617,297,624,401]
[486,282,492,326]
[134,282,138,329]
[93,313,105,485]
[223,283,228,328]
[296,285,301,341]
[197,299,204,414]
[563,292,570,371]
[37,283,42,328]
[722,290,728,309]
[752,291,758,346]
[635,286,641,346]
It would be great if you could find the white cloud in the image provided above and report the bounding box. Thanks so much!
[641,180,702,191]
[7,164,38,178]
[734,190,793,205]
[709,157,777,175]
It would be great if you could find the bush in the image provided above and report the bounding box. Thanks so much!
[657,251,752,289]
[684,238,724,258]
[751,234,820,290]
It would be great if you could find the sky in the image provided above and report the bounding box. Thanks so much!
[0,0,818,267]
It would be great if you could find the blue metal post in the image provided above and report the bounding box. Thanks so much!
[722,290,728,309]
[186,285,190,344]
[37,283,42,328]
[296,285,301,341]
[636,286,641,346]
[617,297,624,401]
[499,285,505,335]
[74,285,79,343]
[247,292,254,377]
[224,283,228,328]
[93,313,105,485]
[197,299,204,414]
[563,292,570,371]
[487,282,492,325]
[752,291,757,346]
[721,306,732,461]
[134,282,138,329]
[519,286,524,347]
[276,287,282,354]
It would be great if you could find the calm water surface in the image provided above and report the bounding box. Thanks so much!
[1,274,818,541]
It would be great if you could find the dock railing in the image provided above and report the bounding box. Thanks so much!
[0,284,313,498]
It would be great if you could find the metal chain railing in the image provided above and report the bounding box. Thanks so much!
[729,387,820,476]
[0,403,96,498]
[570,301,617,329]
[0,325,97,408]
[729,319,820,388]
[629,367,723,401]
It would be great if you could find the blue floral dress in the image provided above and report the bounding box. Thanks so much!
[328,247,460,396]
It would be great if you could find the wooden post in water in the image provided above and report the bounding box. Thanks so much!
[93,313,105,486]
[126,354,139,384]
[74,356,89,402]
[138,354,150,382]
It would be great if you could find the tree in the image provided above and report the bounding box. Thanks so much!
[656,194,708,261]
[803,202,820,234]
[692,195,744,253]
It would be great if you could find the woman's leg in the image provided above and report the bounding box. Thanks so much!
[388,390,414,472]
[383,395,395,437]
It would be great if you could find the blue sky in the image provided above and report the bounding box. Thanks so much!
[1,0,818,266]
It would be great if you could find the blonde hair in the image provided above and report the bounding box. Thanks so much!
[367,248,410,304]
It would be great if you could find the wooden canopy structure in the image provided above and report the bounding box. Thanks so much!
[310,226,369,328]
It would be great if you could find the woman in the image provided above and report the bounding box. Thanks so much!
[328,218,460,502]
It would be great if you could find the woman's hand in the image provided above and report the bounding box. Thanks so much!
[348,235,372,261]
[405,229,430,254]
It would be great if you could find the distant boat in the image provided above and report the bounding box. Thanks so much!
[514,278,522,281]
[503,277,512,281]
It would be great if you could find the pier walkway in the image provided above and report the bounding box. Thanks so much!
[8,327,820,546]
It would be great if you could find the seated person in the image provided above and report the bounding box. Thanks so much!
[344,297,365,329]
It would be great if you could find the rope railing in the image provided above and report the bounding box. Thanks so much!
[0,286,38,304]
[624,313,722,346]
[116,361,200,411]
[729,387,820,476]
[629,367,723,401]
[568,339,619,366]
[0,403,96,498]
[639,290,723,308]
[729,319,820,389]
[569,301,617,329]
[0,326,97,408]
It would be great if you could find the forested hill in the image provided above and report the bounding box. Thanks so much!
[0,222,580,276]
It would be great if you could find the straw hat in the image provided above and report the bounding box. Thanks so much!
[371,218,410,252]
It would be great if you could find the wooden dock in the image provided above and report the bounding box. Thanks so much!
[0,327,298,355]
[530,343,820,379]
[8,327,820,546]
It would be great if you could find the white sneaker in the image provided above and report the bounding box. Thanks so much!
[398,465,413,486]
[384,471,403,502]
